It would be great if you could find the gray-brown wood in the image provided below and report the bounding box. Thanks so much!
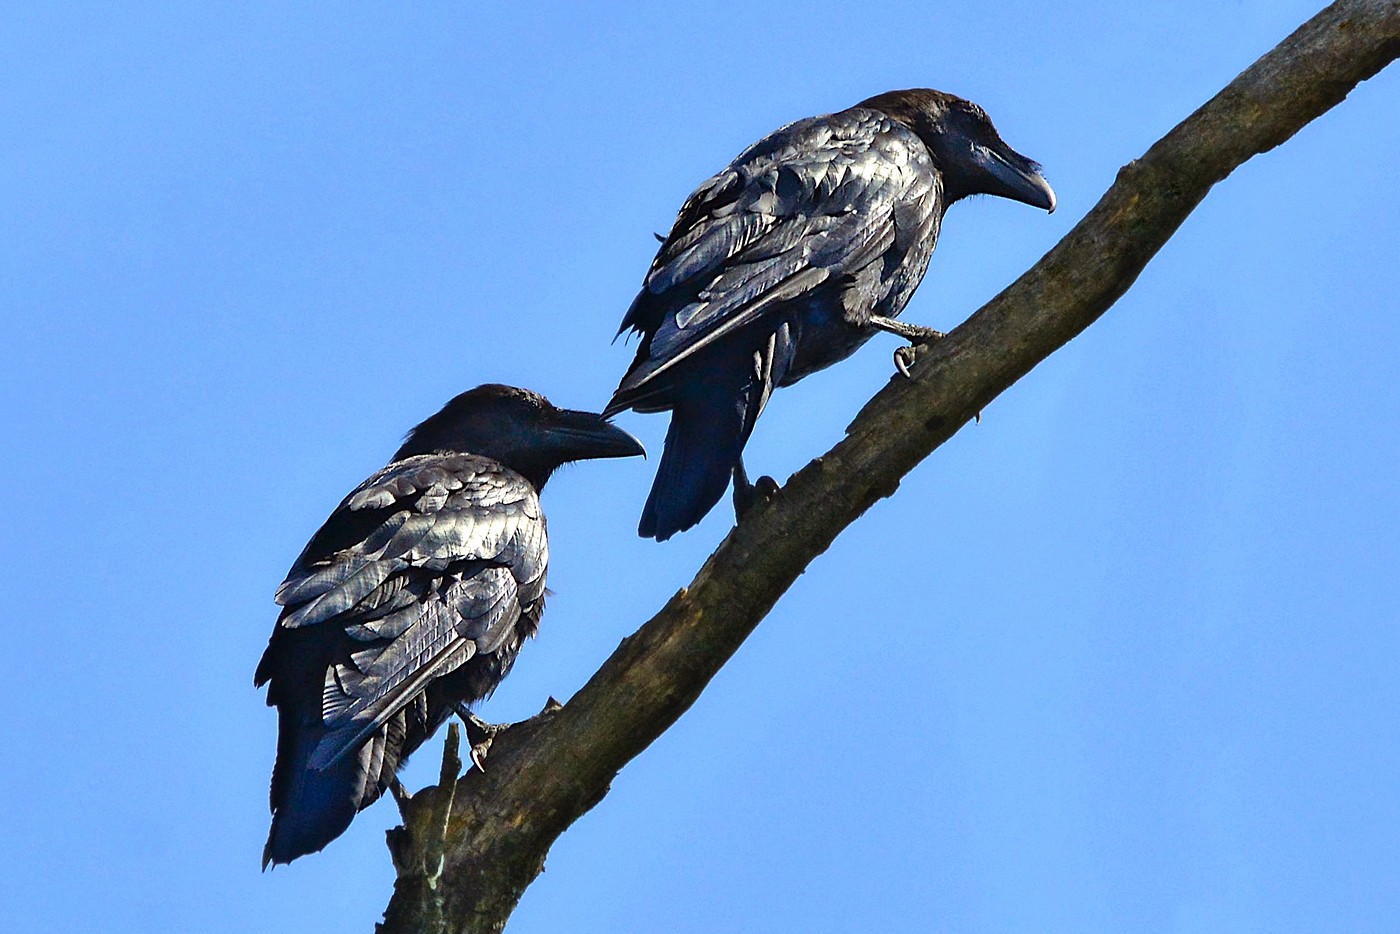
[378,2,1400,931]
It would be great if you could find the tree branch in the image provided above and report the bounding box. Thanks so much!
[378,2,1400,931]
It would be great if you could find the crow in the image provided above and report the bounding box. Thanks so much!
[606,88,1055,541]
[255,384,643,866]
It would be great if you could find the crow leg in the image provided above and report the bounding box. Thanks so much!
[869,316,945,378]
[732,457,779,521]
[454,703,505,772]
[869,315,944,343]
[390,776,412,818]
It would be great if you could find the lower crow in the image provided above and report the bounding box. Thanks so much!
[256,384,643,865]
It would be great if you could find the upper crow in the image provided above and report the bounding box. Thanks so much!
[255,384,643,865]
[606,88,1055,541]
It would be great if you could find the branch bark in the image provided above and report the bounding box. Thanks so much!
[378,2,1400,931]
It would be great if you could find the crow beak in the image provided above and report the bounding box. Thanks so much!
[548,410,647,461]
[976,144,1056,213]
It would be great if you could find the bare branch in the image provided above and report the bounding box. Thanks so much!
[379,2,1400,931]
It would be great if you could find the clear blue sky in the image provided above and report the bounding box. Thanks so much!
[3,2,1397,932]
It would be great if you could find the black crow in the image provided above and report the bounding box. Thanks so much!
[606,88,1055,541]
[255,384,643,866]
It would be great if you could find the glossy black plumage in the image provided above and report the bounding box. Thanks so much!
[607,88,1055,541]
[255,385,643,866]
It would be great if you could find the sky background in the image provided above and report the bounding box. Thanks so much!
[3,2,1398,932]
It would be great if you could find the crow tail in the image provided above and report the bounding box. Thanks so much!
[263,709,400,867]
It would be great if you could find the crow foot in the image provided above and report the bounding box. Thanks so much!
[454,703,506,773]
[734,474,779,519]
[893,333,949,378]
[869,316,944,378]
[733,457,779,521]
[893,345,918,379]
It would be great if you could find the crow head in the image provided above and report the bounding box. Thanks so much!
[861,88,1055,212]
[395,384,645,489]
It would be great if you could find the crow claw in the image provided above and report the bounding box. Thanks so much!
[455,704,506,773]
[891,329,945,378]
[734,474,779,518]
[894,346,915,378]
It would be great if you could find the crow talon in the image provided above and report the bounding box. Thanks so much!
[734,474,779,518]
[894,344,920,378]
[455,704,506,773]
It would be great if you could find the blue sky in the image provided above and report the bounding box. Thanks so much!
[3,2,1397,932]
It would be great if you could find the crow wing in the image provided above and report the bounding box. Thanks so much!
[257,452,548,770]
[609,107,940,412]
